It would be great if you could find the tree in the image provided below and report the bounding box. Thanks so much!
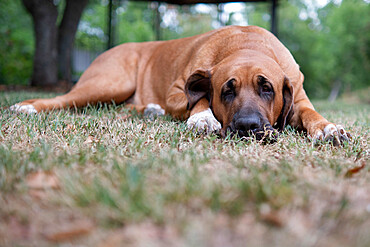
[22,0,88,87]
[58,0,90,84]
[317,0,370,94]
[273,0,369,98]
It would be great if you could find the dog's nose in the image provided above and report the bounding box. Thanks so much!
[234,113,261,132]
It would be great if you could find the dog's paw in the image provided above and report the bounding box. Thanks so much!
[9,104,37,114]
[313,123,351,146]
[187,108,221,134]
[143,103,165,119]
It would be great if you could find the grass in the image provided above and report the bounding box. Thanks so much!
[0,91,369,247]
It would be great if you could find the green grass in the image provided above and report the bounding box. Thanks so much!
[0,91,369,247]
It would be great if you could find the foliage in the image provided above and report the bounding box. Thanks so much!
[277,0,370,98]
[243,1,271,30]
[0,0,34,85]
[117,2,155,43]
[74,0,107,50]
[316,0,370,93]
[161,5,215,40]
[75,1,156,51]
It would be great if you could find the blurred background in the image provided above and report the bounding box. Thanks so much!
[0,0,369,100]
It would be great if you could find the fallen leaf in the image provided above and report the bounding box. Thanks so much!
[260,211,284,227]
[44,219,94,242]
[26,171,60,190]
[345,161,366,178]
[259,204,284,227]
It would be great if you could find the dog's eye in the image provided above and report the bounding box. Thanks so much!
[221,79,236,103]
[261,84,272,93]
[260,84,274,100]
[224,89,234,98]
[258,76,274,100]
[222,89,235,102]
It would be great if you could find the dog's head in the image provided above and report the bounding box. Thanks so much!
[185,51,294,140]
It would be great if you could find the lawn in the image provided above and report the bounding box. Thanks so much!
[0,91,369,247]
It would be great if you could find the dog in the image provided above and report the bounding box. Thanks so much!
[11,25,350,145]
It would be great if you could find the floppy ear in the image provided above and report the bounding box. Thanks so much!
[184,69,212,110]
[275,76,294,131]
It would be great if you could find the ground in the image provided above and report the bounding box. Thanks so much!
[0,91,369,247]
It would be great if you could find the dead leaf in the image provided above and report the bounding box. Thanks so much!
[44,219,94,242]
[260,211,284,227]
[345,161,366,178]
[26,171,60,190]
[259,205,284,227]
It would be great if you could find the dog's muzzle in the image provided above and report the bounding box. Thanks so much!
[227,110,278,142]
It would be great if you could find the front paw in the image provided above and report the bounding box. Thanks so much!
[187,108,221,134]
[9,104,38,114]
[313,123,351,146]
[143,103,165,120]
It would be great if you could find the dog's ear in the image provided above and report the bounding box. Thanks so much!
[184,69,212,110]
[275,76,294,131]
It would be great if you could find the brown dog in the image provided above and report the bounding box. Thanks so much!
[11,26,350,144]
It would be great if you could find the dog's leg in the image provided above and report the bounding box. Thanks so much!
[10,79,135,113]
[165,80,189,120]
[166,80,221,134]
[10,72,137,113]
[10,45,140,113]
[186,98,221,134]
[290,92,350,145]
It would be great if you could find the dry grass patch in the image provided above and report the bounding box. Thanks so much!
[0,91,369,247]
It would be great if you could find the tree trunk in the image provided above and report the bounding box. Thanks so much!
[22,0,58,87]
[58,0,89,83]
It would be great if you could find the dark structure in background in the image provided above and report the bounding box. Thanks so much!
[107,0,278,49]
[22,0,89,87]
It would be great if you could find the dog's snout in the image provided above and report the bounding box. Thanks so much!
[234,113,261,132]
[227,110,278,142]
